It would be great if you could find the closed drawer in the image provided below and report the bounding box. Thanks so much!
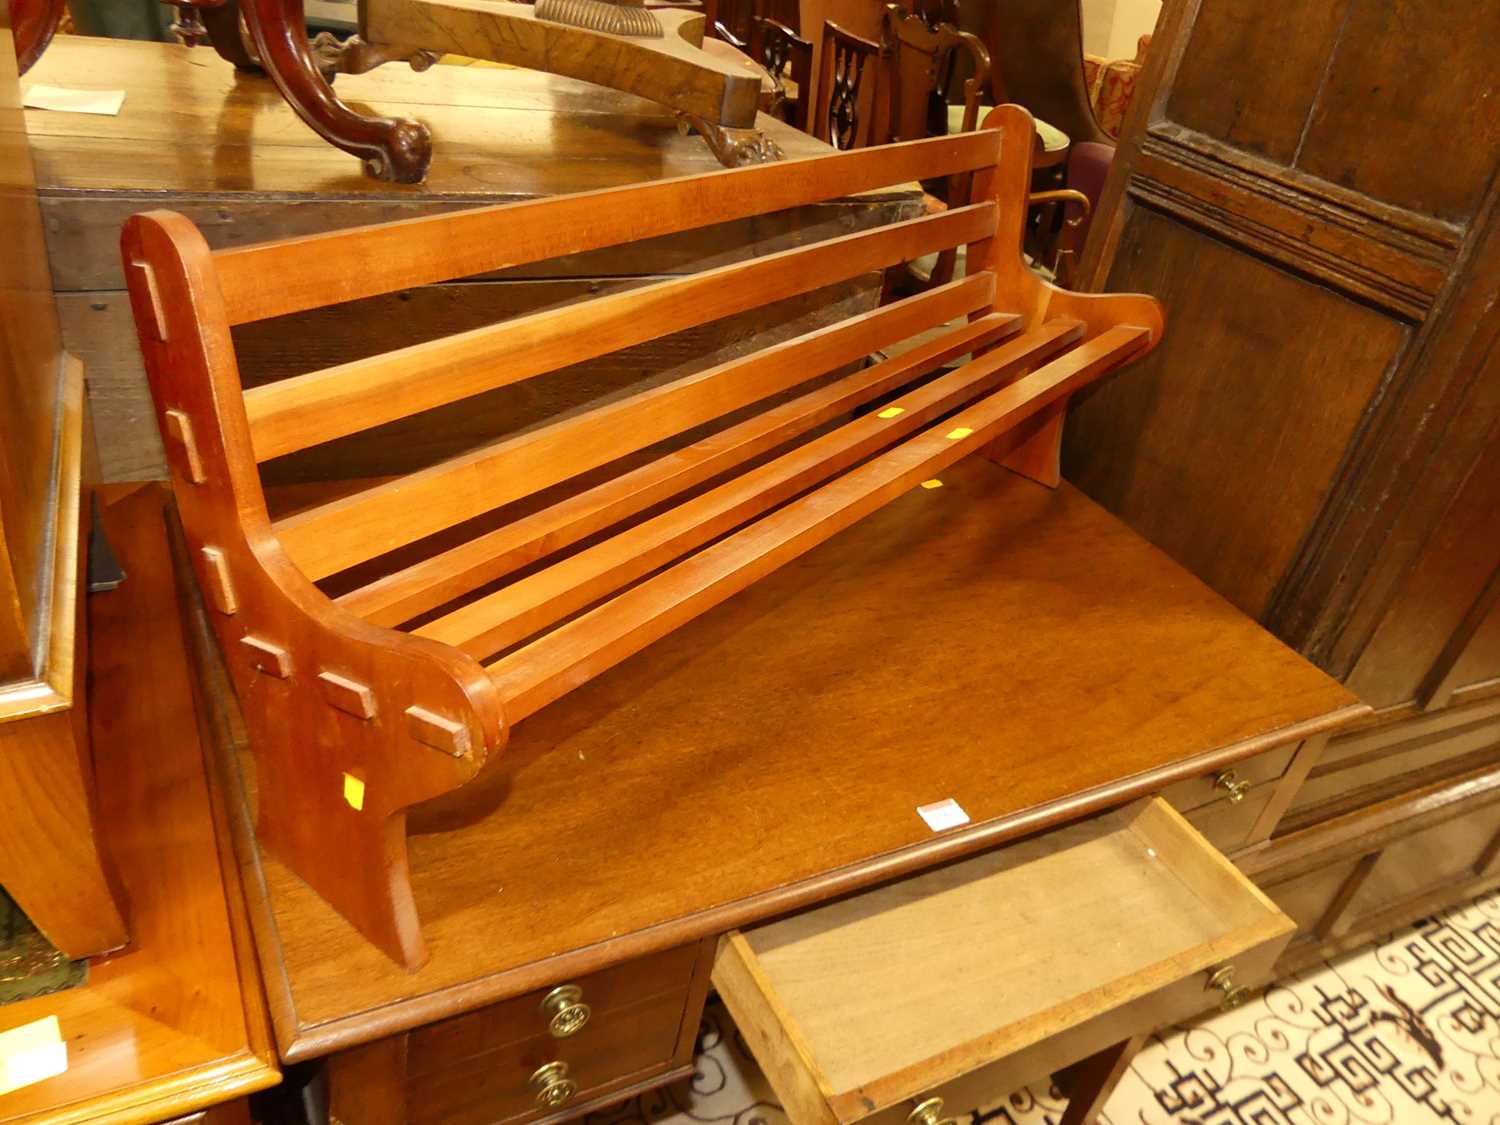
[712,798,1293,1125]
[408,987,689,1125]
[1284,698,1500,827]
[1182,781,1275,853]
[1161,745,1296,813]
[409,942,699,1075]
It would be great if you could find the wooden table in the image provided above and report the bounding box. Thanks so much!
[21,37,917,484]
[177,453,1360,1068]
[0,488,280,1125]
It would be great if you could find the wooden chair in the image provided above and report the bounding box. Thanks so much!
[813,20,883,150]
[122,105,1162,970]
[751,15,813,131]
[980,0,1112,148]
[880,3,989,287]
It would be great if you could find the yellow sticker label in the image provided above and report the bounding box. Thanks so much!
[920,479,944,489]
[877,406,905,419]
[945,426,974,441]
[0,1016,67,1095]
[343,773,366,811]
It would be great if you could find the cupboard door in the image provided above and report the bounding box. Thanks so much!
[1069,0,1500,703]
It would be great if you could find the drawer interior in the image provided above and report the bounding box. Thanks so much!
[713,798,1292,1124]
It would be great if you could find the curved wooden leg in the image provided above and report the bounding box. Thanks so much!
[243,0,432,183]
[11,0,68,74]
[200,0,264,71]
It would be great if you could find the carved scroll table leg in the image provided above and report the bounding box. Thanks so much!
[199,0,263,71]
[243,0,432,182]
[11,0,68,74]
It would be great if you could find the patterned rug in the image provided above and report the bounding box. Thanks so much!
[590,889,1500,1125]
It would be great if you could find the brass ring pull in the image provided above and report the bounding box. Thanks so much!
[1213,769,1251,804]
[908,1096,957,1125]
[540,984,592,1037]
[530,1060,578,1108]
[1207,965,1250,1012]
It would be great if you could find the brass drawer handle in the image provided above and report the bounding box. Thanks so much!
[908,1097,956,1125]
[540,984,591,1037]
[530,1060,578,1109]
[1207,965,1250,1012]
[1213,769,1251,804]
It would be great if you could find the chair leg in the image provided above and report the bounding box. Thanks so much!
[243,0,433,182]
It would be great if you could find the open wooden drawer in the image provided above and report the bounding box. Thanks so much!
[712,798,1293,1125]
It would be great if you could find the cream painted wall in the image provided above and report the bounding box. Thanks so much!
[1081,0,1118,56]
[1105,0,1161,59]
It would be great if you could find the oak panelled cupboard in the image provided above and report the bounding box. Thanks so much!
[1071,0,1500,969]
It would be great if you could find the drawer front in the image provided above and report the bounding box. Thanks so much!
[1160,744,1296,813]
[859,932,1286,1125]
[714,798,1294,1125]
[1182,782,1275,853]
[409,943,698,1075]
[1286,699,1500,826]
[408,988,688,1125]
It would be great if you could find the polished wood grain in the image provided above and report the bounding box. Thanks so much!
[184,460,1359,1058]
[128,108,1170,970]
[365,0,764,128]
[0,30,130,959]
[244,203,997,465]
[212,131,996,325]
[124,210,505,970]
[485,325,1150,721]
[420,319,1069,660]
[713,798,1292,1124]
[1074,0,1500,719]
[0,488,278,1125]
[340,306,1020,628]
[20,37,833,200]
[26,38,914,486]
[0,360,129,960]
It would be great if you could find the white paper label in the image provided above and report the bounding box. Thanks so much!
[23,85,126,116]
[0,1016,67,1094]
[917,797,970,832]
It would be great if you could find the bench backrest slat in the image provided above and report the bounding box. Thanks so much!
[244,201,998,462]
[274,272,996,581]
[213,131,1004,325]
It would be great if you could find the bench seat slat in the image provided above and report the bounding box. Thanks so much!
[339,308,1023,628]
[276,267,997,582]
[214,131,1004,325]
[486,324,1154,721]
[246,202,998,463]
[418,319,1085,660]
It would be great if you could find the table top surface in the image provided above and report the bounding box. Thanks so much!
[20,36,838,199]
[190,459,1362,1059]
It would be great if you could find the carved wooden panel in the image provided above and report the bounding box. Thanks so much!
[1074,0,1500,722]
[1166,0,1350,164]
[1066,209,1405,618]
[1348,422,1500,709]
[1295,0,1500,224]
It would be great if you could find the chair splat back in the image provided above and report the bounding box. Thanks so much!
[123,106,1162,970]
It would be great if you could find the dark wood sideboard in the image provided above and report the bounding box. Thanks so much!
[1071,0,1500,970]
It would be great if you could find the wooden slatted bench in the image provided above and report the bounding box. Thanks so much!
[122,105,1163,971]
